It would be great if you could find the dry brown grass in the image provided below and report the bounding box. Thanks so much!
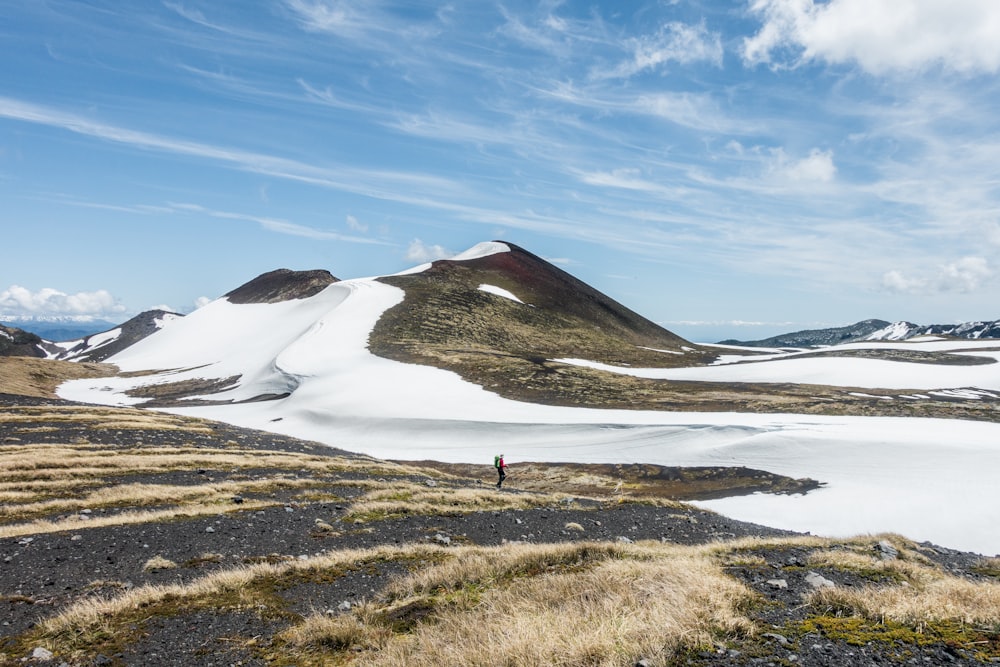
[142,556,178,572]
[0,500,276,539]
[26,532,1000,666]
[0,357,115,398]
[343,481,579,522]
[35,540,756,666]
[283,540,756,666]
[809,574,1000,627]
[35,544,441,656]
[0,439,440,536]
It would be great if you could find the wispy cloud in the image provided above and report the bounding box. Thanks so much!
[53,195,388,245]
[592,21,723,79]
[0,96,467,204]
[167,203,390,244]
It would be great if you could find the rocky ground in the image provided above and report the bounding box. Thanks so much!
[1,393,998,666]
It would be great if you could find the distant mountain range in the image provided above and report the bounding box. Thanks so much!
[0,317,120,342]
[0,311,181,361]
[719,318,1000,348]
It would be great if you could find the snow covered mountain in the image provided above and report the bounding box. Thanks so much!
[0,317,121,342]
[45,309,183,363]
[48,241,1000,554]
[718,319,893,347]
[723,318,1000,347]
[866,319,1000,341]
[0,323,47,358]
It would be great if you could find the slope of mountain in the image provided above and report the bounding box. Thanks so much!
[866,319,1000,341]
[372,242,714,404]
[718,319,893,347]
[722,318,1000,347]
[0,323,47,358]
[224,267,338,304]
[0,318,121,342]
[47,309,184,363]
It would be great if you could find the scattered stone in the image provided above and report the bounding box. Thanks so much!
[616,536,633,544]
[424,479,438,487]
[762,632,790,646]
[205,526,215,533]
[31,647,54,661]
[433,533,451,546]
[876,540,899,561]
[232,495,244,504]
[805,571,836,589]
[634,659,651,667]
[338,600,352,611]
[766,579,788,590]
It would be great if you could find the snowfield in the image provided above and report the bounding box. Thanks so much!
[556,340,1000,392]
[57,246,1000,555]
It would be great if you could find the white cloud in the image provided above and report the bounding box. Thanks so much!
[598,22,723,79]
[346,214,368,232]
[405,239,452,263]
[0,285,126,318]
[283,0,371,38]
[784,148,837,183]
[744,0,1000,75]
[882,256,993,294]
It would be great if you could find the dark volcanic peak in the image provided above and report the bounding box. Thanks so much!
[0,323,46,358]
[224,268,338,305]
[57,309,184,363]
[374,241,713,392]
[432,242,691,349]
[719,319,894,348]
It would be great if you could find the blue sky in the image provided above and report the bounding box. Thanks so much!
[2,0,999,342]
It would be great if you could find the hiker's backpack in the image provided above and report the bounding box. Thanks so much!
[494,455,501,469]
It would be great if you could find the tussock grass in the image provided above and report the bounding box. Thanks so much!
[809,576,1000,628]
[24,533,1000,665]
[0,477,320,523]
[34,544,442,659]
[344,481,577,522]
[33,541,757,666]
[805,536,936,585]
[0,439,437,530]
[142,556,178,572]
[284,541,756,666]
[0,499,274,539]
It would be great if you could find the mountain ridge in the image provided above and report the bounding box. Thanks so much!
[720,317,1000,347]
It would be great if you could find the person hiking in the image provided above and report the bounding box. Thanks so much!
[494,453,507,489]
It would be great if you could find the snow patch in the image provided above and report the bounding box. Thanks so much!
[478,284,524,304]
[451,241,510,261]
[87,328,122,349]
